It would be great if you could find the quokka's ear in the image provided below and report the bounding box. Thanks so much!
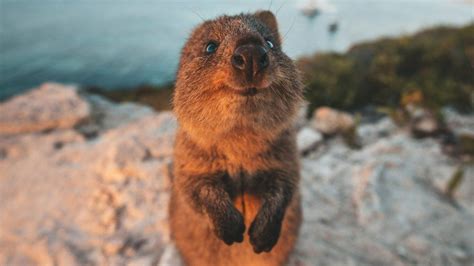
[254,10,280,42]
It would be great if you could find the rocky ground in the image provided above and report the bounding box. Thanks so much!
[0,83,473,266]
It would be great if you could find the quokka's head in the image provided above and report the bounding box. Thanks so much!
[174,11,303,136]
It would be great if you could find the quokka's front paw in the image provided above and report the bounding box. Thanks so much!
[211,206,246,245]
[248,209,284,253]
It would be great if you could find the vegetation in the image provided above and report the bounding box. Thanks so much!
[298,24,474,114]
[446,166,464,198]
[86,84,174,111]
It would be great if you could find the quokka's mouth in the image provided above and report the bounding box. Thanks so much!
[230,86,267,96]
[241,87,258,96]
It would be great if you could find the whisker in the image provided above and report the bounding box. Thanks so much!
[276,0,288,15]
[187,8,205,22]
[282,14,297,42]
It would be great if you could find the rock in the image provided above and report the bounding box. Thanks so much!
[438,108,474,157]
[357,117,397,145]
[406,105,442,137]
[297,127,323,153]
[0,83,90,135]
[311,106,355,135]
[96,113,176,183]
[0,109,176,265]
[442,107,474,137]
[158,245,183,266]
[295,101,310,130]
[296,133,474,265]
[128,256,157,266]
[412,116,439,135]
[77,94,155,136]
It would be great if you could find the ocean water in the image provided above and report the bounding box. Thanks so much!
[0,0,472,99]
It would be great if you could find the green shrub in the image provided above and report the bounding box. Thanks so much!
[298,24,474,114]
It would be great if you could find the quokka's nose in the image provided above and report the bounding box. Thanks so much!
[231,44,269,79]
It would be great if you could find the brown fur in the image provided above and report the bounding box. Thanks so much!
[170,11,303,266]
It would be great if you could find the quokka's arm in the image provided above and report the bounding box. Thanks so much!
[247,167,298,253]
[178,171,246,245]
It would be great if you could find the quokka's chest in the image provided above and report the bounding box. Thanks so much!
[213,136,281,175]
[224,170,263,227]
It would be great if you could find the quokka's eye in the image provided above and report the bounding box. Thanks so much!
[265,39,274,49]
[205,42,218,54]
